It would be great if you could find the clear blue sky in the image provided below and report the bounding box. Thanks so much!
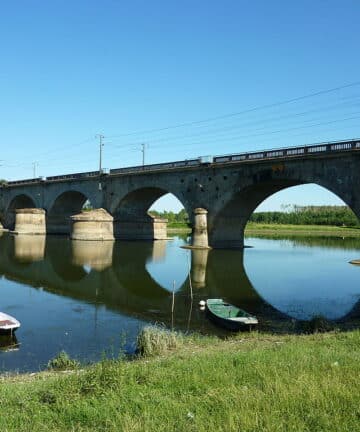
[1,1,359,211]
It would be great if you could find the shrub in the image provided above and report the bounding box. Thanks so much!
[47,350,80,371]
[136,325,183,357]
[298,315,335,334]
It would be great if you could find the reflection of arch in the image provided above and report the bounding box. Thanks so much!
[48,238,88,281]
[342,298,360,321]
[4,194,36,230]
[210,179,360,248]
[0,232,359,332]
[111,241,171,299]
[243,235,360,321]
[205,248,289,320]
[47,190,89,235]
[146,240,188,291]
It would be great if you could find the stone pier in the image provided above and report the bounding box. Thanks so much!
[114,215,168,240]
[191,208,211,249]
[14,208,46,235]
[70,208,114,241]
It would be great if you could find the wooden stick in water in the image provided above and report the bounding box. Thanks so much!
[171,280,175,330]
[187,253,193,300]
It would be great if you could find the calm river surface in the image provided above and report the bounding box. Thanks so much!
[0,231,359,372]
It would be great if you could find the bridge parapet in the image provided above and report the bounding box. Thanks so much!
[2,138,360,187]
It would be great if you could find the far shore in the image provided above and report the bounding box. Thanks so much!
[245,222,360,237]
[2,223,360,237]
[167,223,360,237]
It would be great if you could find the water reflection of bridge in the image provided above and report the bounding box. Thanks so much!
[0,232,358,329]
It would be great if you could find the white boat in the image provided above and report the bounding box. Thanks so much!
[0,312,21,334]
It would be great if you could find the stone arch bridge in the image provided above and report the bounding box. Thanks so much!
[1,139,359,248]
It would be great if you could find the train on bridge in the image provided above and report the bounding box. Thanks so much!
[2,138,360,188]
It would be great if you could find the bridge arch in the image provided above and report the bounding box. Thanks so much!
[111,187,191,217]
[46,190,91,235]
[3,193,37,230]
[111,186,191,240]
[209,176,360,248]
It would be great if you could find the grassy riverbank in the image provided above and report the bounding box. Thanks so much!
[168,222,360,237]
[1,329,359,431]
[245,222,360,237]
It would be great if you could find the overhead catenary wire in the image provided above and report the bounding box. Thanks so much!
[108,100,360,150]
[106,80,360,139]
[108,92,360,145]
[115,113,360,154]
[10,83,360,161]
[4,113,360,175]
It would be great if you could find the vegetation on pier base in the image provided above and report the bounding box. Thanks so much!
[1,329,359,431]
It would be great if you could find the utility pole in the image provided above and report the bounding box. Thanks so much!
[96,134,105,191]
[32,162,39,178]
[141,143,146,168]
[96,134,105,175]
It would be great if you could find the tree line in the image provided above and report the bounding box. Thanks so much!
[150,205,359,227]
[249,205,359,227]
[149,209,190,227]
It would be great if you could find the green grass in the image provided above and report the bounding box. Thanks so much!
[245,222,360,237]
[167,222,191,231]
[1,330,360,431]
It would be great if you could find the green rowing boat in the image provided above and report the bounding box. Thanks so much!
[206,298,258,331]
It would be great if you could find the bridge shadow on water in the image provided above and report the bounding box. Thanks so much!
[0,232,359,339]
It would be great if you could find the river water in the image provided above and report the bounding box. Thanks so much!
[0,231,359,372]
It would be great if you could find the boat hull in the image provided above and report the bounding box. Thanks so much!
[0,327,19,335]
[205,299,258,331]
[206,309,255,331]
[0,334,19,351]
[0,313,21,335]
